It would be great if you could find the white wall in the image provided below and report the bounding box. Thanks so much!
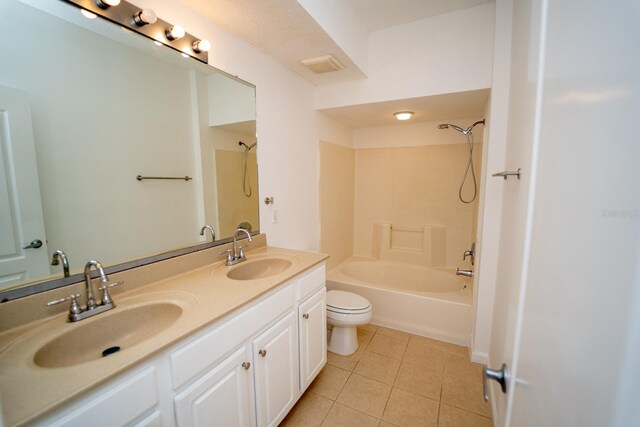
[315,3,495,110]
[354,118,484,149]
[469,0,511,364]
[136,0,320,251]
[316,111,354,148]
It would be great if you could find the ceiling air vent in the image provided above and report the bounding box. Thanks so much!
[301,55,344,74]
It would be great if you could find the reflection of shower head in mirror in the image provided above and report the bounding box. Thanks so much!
[239,141,257,151]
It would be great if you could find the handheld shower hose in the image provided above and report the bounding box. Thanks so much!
[437,120,485,203]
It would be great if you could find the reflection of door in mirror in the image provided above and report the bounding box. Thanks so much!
[0,86,50,290]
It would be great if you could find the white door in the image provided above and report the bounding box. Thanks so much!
[174,345,255,427]
[0,85,49,289]
[253,312,297,427]
[298,288,326,391]
[487,0,640,425]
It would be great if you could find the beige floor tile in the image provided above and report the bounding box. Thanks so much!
[375,326,411,343]
[409,335,468,357]
[443,353,484,384]
[327,347,365,371]
[379,422,398,427]
[437,404,492,427]
[320,403,381,427]
[367,334,408,360]
[394,362,443,401]
[358,329,375,349]
[403,341,447,373]
[359,323,379,333]
[382,387,439,427]
[441,376,491,418]
[308,365,351,400]
[336,373,392,418]
[280,392,334,427]
[354,351,402,385]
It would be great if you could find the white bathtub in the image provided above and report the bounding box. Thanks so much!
[326,257,473,345]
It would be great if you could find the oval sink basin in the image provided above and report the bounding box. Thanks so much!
[34,302,183,368]
[227,258,293,281]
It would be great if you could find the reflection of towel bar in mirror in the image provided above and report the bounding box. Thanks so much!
[136,175,193,181]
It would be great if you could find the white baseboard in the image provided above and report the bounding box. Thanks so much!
[471,350,488,365]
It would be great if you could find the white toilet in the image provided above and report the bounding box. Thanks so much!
[326,290,373,356]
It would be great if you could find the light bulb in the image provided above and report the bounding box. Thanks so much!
[96,0,120,9]
[192,39,211,53]
[166,25,185,40]
[81,9,97,19]
[394,111,414,121]
[133,8,157,26]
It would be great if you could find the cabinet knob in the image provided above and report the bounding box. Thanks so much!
[242,361,251,370]
[303,313,309,319]
[258,349,267,357]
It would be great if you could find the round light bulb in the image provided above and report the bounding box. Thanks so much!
[394,111,414,121]
[96,0,120,8]
[166,25,185,40]
[81,9,97,19]
[133,8,157,26]
[192,39,211,53]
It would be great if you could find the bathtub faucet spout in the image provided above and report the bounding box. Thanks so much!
[456,268,474,278]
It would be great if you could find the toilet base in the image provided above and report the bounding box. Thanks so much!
[328,325,358,356]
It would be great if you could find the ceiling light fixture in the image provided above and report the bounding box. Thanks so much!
[133,9,157,26]
[95,0,120,9]
[192,39,211,53]
[394,111,414,121]
[166,25,185,41]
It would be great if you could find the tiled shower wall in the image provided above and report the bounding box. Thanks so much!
[319,138,483,270]
[353,143,483,268]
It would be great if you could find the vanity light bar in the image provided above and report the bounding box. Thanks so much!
[63,0,209,63]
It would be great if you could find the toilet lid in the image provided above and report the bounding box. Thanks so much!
[327,290,371,311]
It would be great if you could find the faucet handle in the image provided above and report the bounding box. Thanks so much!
[219,249,233,263]
[47,294,82,319]
[98,280,124,306]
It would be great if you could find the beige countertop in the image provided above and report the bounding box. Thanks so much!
[0,244,327,426]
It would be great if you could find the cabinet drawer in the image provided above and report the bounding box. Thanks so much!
[296,264,325,302]
[37,366,158,427]
[170,283,295,389]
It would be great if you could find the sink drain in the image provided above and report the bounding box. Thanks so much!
[102,346,121,357]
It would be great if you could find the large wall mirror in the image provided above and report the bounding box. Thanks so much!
[0,0,259,299]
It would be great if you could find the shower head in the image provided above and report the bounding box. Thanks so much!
[438,123,465,133]
[238,141,257,151]
[437,120,485,135]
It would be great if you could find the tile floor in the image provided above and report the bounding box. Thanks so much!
[281,324,492,427]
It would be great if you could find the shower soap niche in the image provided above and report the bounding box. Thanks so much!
[371,222,446,267]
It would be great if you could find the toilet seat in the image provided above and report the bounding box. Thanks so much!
[327,290,371,314]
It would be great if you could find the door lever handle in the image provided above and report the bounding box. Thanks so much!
[23,239,43,249]
[483,363,509,401]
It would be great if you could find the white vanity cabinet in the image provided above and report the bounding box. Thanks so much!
[253,312,298,427]
[32,262,326,427]
[173,345,254,427]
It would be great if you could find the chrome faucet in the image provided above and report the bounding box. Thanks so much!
[222,228,253,266]
[456,268,474,278]
[463,242,476,266]
[46,259,124,322]
[200,224,216,242]
[51,249,70,277]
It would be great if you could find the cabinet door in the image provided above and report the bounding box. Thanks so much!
[253,312,298,427]
[174,346,254,427]
[298,288,326,391]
